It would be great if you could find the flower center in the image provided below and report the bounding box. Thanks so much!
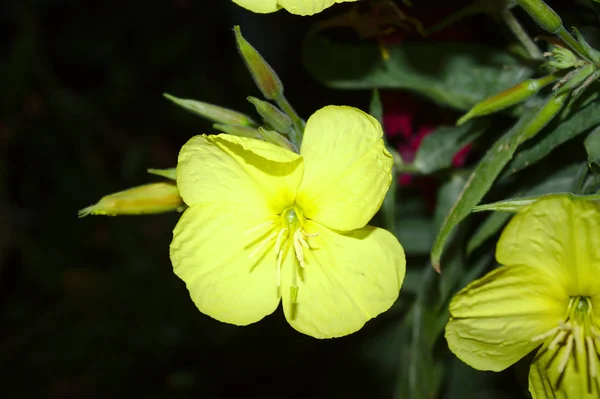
[532,297,600,381]
[245,206,319,303]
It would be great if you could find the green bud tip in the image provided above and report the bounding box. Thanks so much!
[233,25,283,100]
[247,96,292,133]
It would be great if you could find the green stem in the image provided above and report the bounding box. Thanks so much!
[555,27,591,61]
[501,9,543,60]
[275,95,305,149]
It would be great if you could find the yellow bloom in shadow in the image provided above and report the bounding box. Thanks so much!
[446,196,600,398]
[170,105,406,338]
[232,0,359,16]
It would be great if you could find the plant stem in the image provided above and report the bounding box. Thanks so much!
[555,27,590,61]
[276,95,305,149]
[501,9,543,60]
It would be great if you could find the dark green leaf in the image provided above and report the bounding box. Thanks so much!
[435,174,469,299]
[584,125,600,176]
[369,89,383,124]
[414,120,488,174]
[505,100,600,176]
[396,217,433,255]
[430,110,536,271]
[303,35,534,111]
[466,163,580,255]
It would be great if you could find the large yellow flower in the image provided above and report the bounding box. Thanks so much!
[170,105,405,338]
[231,0,359,16]
[446,196,600,398]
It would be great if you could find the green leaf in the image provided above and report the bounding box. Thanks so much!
[303,35,534,111]
[396,217,433,255]
[466,163,580,255]
[434,174,469,299]
[396,267,444,399]
[369,89,383,124]
[430,110,536,271]
[505,100,600,176]
[474,192,600,212]
[584,125,600,176]
[466,211,511,257]
[414,120,488,174]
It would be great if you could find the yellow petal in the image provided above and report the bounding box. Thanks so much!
[170,203,281,325]
[176,134,303,214]
[496,196,600,297]
[277,0,358,15]
[529,333,600,399]
[231,0,282,13]
[296,106,393,231]
[445,264,567,371]
[280,221,405,338]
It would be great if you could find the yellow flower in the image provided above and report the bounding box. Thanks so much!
[170,105,405,338]
[445,196,600,398]
[232,0,359,16]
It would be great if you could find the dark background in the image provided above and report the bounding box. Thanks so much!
[0,1,388,397]
[1,0,582,397]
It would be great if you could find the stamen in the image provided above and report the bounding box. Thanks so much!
[532,325,562,342]
[549,328,568,350]
[244,220,274,236]
[557,334,574,374]
[586,336,598,377]
[275,228,288,254]
[293,229,305,268]
[249,230,278,259]
[574,325,586,355]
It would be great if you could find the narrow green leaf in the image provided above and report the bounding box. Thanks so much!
[369,89,383,124]
[474,192,600,212]
[396,218,433,255]
[430,110,536,272]
[414,120,488,174]
[435,174,469,299]
[466,163,582,255]
[147,168,176,180]
[584,125,600,176]
[303,35,534,111]
[505,101,600,176]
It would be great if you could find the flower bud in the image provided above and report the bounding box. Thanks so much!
[516,0,562,34]
[247,96,292,133]
[78,182,184,217]
[519,91,567,143]
[164,93,256,126]
[258,127,298,152]
[553,63,595,95]
[457,75,557,126]
[233,25,283,100]
[545,46,583,70]
[213,123,262,139]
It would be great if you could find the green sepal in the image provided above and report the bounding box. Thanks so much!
[573,28,600,64]
[258,127,298,152]
[554,63,596,95]
[233,25,283,100]
[457,75,556,125]
[518,91,568,143]
[78,182,185,217]
[147,168,176,180]
[473,192,600,213]
[164,93,256,126]
[247,96,292,133]
[213,123,262,139]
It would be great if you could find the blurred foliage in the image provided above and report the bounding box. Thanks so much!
[3,0,600,398]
